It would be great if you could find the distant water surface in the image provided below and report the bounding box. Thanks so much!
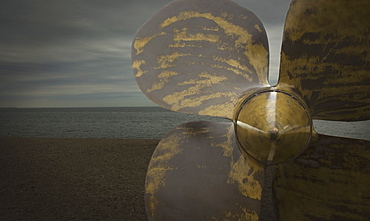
[0,107,369,140]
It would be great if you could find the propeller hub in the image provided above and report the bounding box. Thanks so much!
[269,127,279,141]
[235,90,312,164]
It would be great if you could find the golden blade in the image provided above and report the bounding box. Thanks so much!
[145,121,265,220]
[132,0,269,119]
[273,134,370,220]
[278,0,370,121]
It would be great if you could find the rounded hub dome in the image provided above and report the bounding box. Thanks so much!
[235,90,312,164]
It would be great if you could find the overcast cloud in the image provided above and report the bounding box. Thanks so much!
[0,0,291,107]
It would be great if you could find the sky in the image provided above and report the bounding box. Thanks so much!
[0,0,292,108]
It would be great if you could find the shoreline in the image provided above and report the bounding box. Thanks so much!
[0,137,275,220]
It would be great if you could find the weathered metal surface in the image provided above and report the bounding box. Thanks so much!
[273,134,370,220]
[145,121,265,220]
[235,89,312,164]
[278,0,370,121]
[132,0,269,119]
[132,0,370,220]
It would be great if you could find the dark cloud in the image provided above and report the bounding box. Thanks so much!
[0,0,291,107]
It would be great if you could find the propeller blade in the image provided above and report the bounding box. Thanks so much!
[132,0,269,118]
[273,134,370,220]
[278,0,370,121]
[145,121,265,220]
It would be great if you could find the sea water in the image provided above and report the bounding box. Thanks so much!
[0,107,369,140]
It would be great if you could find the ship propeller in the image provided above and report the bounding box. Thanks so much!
[131,0,370,220]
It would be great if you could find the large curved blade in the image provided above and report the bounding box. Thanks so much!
[145,121,265,220]
[132,0,269,118]
[273,134,370,220]
[278,0,370,121]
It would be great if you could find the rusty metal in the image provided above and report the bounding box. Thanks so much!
[131,0,370,220]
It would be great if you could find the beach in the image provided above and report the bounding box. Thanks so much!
[0,137,275,220]
[0,137,158,220]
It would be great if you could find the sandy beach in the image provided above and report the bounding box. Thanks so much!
[0,137,275,220]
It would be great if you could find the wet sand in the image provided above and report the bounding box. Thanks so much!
[0,137,275,220]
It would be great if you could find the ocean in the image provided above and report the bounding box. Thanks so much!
[0,107,369,140]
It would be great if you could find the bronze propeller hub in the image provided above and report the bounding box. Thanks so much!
[235,89,312,164]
